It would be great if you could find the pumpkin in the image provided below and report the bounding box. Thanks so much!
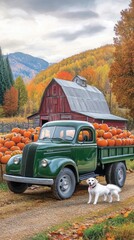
[109,127,117,136]
[93,122,100,129]
[12,135,22,144]
[0,146,8,153]
[1,154,11,164]
[0,137,5,144]
[107,138,115,146]
[11,127,20,133]
[17,142,25,150]
[4,140,15,149]
[10,146,20,151]
[31,133,39,142]
[0,152,3,161]
[115,138,122,146]
[0,143,3,148]
[97,129,105,137]
[103,132,113,139]
[100,123,109,132]
[97,138,108,147]
[23,131,31,138]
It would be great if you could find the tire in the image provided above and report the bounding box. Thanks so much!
[110,162,126,187]
[7,181,28,194]
[105,164,113,184]
[52,168,76,200]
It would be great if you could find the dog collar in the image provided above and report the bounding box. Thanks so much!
[90,184,96,189]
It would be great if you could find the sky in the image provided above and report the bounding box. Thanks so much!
[0,0,130,63]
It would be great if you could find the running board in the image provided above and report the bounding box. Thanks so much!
[79,172,98,181]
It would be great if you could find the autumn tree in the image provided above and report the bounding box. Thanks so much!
[14,76,28,113]
[109,0,134,118]
[3,86,18,116]
[56,71,74,80]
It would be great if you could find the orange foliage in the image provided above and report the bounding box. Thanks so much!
[56,71,74,80]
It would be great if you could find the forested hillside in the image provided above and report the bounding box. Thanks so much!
[27,45,115,113]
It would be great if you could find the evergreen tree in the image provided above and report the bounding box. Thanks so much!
[109,0,134,118]
[0,47,14,105]
[14,76,28,112]
[6,56,14,86]
[0,47,6,104]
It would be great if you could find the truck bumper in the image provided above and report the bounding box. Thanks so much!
[3,174,54,186]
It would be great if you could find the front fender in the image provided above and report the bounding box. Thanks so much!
[5,154,22,175]
[37,157,79,181]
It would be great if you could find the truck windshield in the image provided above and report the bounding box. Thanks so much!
[39,126,75,141]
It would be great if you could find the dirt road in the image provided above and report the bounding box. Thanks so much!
[0,173,134,240]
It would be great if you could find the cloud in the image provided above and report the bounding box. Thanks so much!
[58,10,99,20]
[1,0,96,14]
[49,23,106,41]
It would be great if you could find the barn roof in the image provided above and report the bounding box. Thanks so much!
[53,77,127,121]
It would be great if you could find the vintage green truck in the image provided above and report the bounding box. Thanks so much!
[3,120,134,199]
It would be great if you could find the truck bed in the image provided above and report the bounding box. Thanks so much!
[98,145,134,164]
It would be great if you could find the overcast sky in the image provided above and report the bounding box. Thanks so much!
[0,0,130,62]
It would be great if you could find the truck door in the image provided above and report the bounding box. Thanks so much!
[75,128,97,174]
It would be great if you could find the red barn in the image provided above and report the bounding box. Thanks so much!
[28,76,127,128]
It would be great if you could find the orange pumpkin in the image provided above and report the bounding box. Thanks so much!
[0,152,3,161]
[1,154,11,164]
[100,123,109,132]
[4,140,15,149]
[103,132,113,139]
[109,127,117,136]
[17,142,25,150]
[12,135,22,144]
[97,138,108,147]
[11,128,20,133]
[0,137,5,145]
[107,138,115,146]
[0,146,8,153]
[23,131,31,138]
[93,122,100,129]
[115,138,122,146]
[97,129,105,137]
[10,146,20,151]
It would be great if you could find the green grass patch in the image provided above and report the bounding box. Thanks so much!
[126,160,134,170]
[0,182,8,191]
[83,210,134,240]
[29,234,48,240]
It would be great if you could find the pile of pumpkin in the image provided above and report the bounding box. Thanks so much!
[0,126,41,164]
[93,123,134,147]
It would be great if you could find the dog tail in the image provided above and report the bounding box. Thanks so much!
[107,184,121,192]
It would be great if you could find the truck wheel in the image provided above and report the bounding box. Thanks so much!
[7,181,28,193]
[52,168,76,200]
[105,164,113,184]
[110,162,126,187]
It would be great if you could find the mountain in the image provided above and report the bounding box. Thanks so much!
[8,52,50,83]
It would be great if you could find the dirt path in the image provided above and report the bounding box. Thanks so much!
[0,173,134,240]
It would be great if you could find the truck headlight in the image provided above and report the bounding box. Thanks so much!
[13,157,20,165]
[41,159,48,167]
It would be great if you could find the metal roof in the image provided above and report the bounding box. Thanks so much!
[54,78,127,121]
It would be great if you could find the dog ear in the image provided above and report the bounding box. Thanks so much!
[95,178,98,184]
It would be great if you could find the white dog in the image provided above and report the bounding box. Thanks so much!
[86,177,121,205]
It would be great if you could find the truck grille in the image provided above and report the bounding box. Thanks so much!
[21,143,38,177]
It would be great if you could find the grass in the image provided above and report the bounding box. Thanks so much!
[83,210,134,240]
[0,182,8,191]
[126,160,134,170]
